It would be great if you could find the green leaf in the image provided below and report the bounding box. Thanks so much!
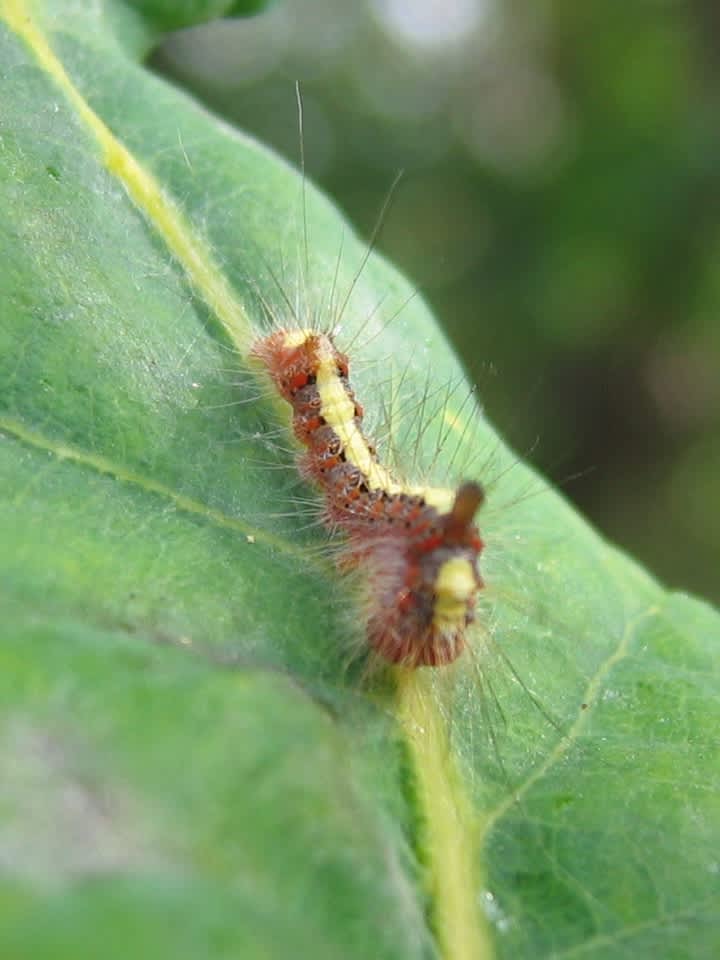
[1,3,719,959]
[125,1,273,32]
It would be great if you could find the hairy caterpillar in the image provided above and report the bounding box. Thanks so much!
[250,328,485,668]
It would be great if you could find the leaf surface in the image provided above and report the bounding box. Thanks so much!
[0,3,718,958]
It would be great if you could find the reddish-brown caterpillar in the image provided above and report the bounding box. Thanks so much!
[250,328,485,667]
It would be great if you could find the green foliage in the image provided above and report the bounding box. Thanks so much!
[127,1,269,30]
[0,3,718,958]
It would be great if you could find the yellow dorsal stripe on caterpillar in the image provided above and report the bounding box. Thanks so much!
[285,329,456,513]
[432,557,478,631]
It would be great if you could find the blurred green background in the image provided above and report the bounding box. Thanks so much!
[152,0,720,606]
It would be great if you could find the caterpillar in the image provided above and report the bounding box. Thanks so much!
[250,327,485,668]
